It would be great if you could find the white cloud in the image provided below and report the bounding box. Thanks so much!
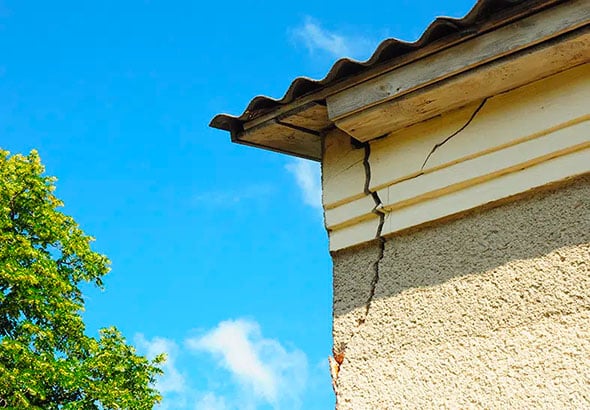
[194,392,228,410]
[135,334,186,395]
[291,17,351,57]
[186,319,308,409]
[290,17,376,60]
[134,319,311,409]
[286,158,322,210]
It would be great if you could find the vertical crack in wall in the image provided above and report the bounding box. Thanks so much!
[331,141,387,391]
[359,142,386,325]
[421,98,488,170]
[333,98,490,391]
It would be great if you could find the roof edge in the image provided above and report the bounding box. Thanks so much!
[210,0,560,135]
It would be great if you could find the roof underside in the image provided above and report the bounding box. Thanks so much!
[210,0,564,158]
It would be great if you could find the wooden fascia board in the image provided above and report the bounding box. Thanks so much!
[241,0,561,133]
[334,27,590,141]
[327,0,589,124]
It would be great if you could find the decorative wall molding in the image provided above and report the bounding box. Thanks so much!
[323,64,590,251]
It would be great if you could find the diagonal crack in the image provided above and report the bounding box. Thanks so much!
[421,98,488,170]
[330,157,364,179]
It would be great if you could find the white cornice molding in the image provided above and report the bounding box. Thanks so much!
[323,64,590,251]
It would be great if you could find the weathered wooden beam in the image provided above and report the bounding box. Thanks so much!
[333,28,590,141]
[235,102,330,161]
[237,119,322,161]
[327,0,590,141]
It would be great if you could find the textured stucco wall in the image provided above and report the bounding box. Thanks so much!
[332,175,590,409]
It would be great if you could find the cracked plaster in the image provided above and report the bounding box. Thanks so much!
[331,174,590,408]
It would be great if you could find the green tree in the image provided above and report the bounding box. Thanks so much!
[0,150,163,409]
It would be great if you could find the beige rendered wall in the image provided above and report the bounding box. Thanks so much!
[331,175,590,409]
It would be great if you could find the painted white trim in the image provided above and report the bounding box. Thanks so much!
[370,64,590,192]
[382,147,590,237]
[323,65,590,251]
[329,148,590,251]
[378,124,590,213]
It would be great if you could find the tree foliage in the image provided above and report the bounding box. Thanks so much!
[0,150,163,409]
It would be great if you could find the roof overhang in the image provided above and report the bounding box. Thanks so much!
[210,0,590,160]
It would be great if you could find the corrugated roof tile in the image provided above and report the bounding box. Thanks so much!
[210,0,556,134]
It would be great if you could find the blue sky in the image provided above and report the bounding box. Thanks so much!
[0,0,476,408]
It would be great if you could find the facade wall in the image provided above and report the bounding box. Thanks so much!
[332,175,590,409]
